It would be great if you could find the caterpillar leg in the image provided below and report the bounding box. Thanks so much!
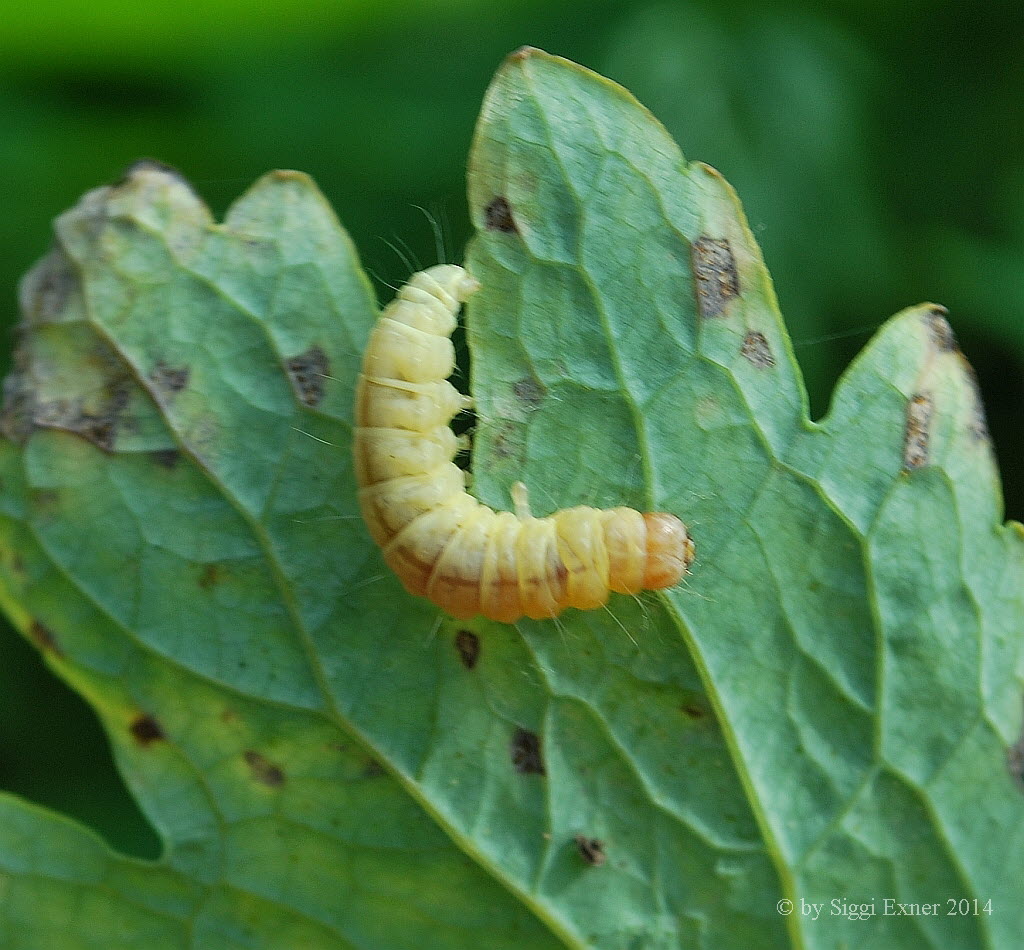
[511,481,533,521]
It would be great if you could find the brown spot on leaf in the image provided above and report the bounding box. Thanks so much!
[1008,708,1024,793]
[925,307,959,352]
[903,393,934,470]
[489,421,525,463]
[510,727,545,775]
[286,345,331,407]
[485,197,518,234]
[681,703,706,720]
[363,759,386,778]
[455,629,480,669]
[30,380,132,452]
[691,237,739,319]
[198,564,221,589]
[741,331,775,368]
[509,46,538,62]
[29,488,60,511]
[574,835,607,867]
[512,376,545,407]
[0,386,32,443]
[130,714,166,746]
[244,750,285,787]
[151,448,181,469]
[150,361,190,395]
[29,620,63,657]
[19,249,79,322]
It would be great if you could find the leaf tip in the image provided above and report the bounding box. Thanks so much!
[264,168,317,187]
[506,45,546,64]
[114,158,192,192]
[921,304,959,353]
[106,157,211,223]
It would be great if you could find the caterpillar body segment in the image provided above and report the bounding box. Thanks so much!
[354,264,694,622]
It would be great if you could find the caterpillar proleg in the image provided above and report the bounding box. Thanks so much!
[354,264,694,622]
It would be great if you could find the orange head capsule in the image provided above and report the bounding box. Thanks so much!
[641,513,694,590]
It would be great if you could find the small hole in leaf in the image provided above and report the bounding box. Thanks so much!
[574,834,607,866]
[455,629,480,669]
[510,728,545,775]
[129,714,165,746]
[484,197,517,233]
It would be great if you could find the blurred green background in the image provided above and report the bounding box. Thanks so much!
[1,0,1021,860]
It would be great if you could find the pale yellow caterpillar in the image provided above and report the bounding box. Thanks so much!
[354,264,694,622]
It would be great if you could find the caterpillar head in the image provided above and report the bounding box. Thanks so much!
[642,513,694,590]
[416,264,480,306]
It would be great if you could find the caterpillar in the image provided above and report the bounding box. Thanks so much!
[354,264,694,623]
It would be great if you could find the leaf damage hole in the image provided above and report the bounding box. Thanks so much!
[130,714,166,746]
[149,361,190,395]
[285,345,331,407]
[903,393,934,470]
[484,196,518,234]
[455,629,480,669]
[29,620,63,657]
[574,834,607,867]
[741,331,775,368]
[512,376,545,408]
[691,236,739,319]
[244,750,285,787]
[510,727,546,776]
[924,307,959,353]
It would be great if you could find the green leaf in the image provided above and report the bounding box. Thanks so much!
[0,164,561,949]
[465,49,1024,948]
[0,49,1021,950]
